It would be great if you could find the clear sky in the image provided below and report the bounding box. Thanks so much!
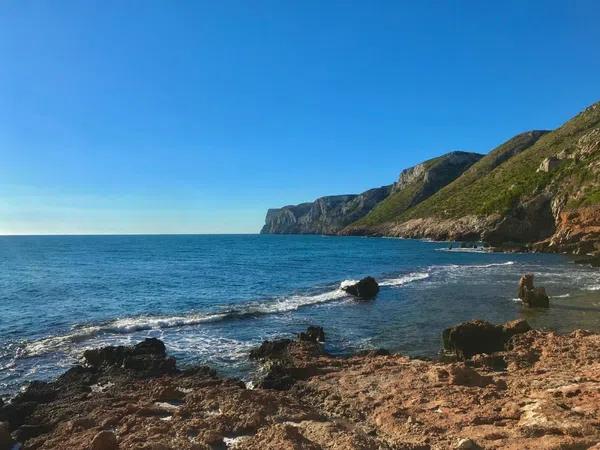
[1,1,599,234]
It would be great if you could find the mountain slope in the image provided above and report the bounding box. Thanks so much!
[342,151,483,233]
[382,101,600,252]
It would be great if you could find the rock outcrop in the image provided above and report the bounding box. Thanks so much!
[261,102,600,256]
[517,274,550,307]
[4,322,600,449]
[260,185,392,234]
[442,319,531,359]
[341,276,380,299]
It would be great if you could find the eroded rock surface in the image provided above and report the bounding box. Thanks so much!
[2,322,599,449]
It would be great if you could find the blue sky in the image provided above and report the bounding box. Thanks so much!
[1,1,599,234]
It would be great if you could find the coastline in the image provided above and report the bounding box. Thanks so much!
[1,321,599,449]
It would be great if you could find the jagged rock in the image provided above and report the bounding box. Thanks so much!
[298,326,325,343]
[537,156,561,172]
[257,363,296,391]
[13,424,49,443]
[518,274,549,307]
[442,319,531,359]
[342,277,379,299]
[502,319,531,337]
[5,330,600,449]
[483,193,556,246]
[90,430,118,450]
[249,339,292,360]
[83,338,176,376]
[13,381,56,404]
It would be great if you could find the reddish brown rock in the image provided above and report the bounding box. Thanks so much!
[4,325,600,450]
[518,274,549,307]
[90,430,118,450]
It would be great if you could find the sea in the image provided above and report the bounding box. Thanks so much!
[1,234,600,396]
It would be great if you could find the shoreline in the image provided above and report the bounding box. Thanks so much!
[1,320,599,449]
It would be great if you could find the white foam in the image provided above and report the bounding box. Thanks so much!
[585,285,600,291]
[21,272,429,358]
[552,293,571,298]
[379,272,430,286]
[436,247,491,253]
[23,285,352,357]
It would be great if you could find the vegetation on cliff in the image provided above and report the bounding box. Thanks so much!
[348,151,482,229]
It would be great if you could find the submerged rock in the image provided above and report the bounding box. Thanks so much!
[342,276,380,299]
[442,319,531,360]
[518,274,550,307]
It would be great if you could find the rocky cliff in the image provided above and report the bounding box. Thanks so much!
[260,185,392,234]
[261,101,600,255]
[387,102,600,253]
[342,151,483,234]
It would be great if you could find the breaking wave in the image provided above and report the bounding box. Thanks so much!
[22,272,431,357]
[379,272,430,286]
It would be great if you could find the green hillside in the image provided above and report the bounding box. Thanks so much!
[398,102,600,221]
[351,151,482,228]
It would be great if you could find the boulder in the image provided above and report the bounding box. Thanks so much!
[298,326,325,343]
[83,338,176,377]
[442,319,531,360]
[518,274,549,307]
[342,277,380,299]
[249,339,291,360]
[502,319,532,338]
[90,430,119,450]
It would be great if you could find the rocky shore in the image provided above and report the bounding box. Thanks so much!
[2,319,599,450]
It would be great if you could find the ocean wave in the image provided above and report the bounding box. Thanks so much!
[22,272,431,357]
[442,261,515,271]
[585,284,600,291]
[552,293,571,298]
[379,272,430,286]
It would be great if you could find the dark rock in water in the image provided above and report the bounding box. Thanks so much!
[442,319,531,360]
[573,254,600,267]
[518,274,549,307]
[0,401,38,429]
[249,339,292,360]
[83,338,176,377]
[12,381,56,404]
[298,326,325,343]
[342,277,380,299]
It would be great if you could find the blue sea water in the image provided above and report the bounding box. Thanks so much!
[1,234,600,396]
